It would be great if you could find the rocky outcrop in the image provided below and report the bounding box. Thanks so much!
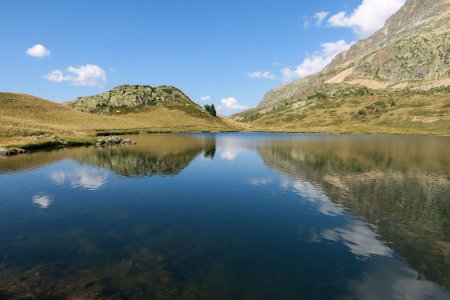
[69,85,206,116]
[95,136,136,147]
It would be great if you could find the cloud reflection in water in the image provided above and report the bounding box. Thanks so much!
[283,177,345,216]
[284,176,392,257]
[32,195,53,209]
[51,166,108,191]
[321,221,393,257]
[247,177,273,186]
[349,260,450,299]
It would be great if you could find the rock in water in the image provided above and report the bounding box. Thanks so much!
[0,148,26,157]
[96,136,136,147]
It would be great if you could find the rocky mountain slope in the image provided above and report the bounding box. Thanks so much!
[235,0,450,134]
[327,0,450,70]
[69,84,207,117]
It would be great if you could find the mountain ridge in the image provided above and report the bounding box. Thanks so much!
[327,0,450,70]
[250,0,450,111]
[233,0,450,135]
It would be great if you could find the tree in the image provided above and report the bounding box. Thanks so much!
[210,104,217,117]
[204,104,217,117]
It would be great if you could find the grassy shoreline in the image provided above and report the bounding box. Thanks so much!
[2,125,448,154]
[0,129,242,151]
[1,91,448,153]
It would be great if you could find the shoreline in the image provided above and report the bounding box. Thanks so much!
[1,127,449,157]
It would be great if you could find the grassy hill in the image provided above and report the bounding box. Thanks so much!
[69,85,210,117]
[235,85,450,135]
[0,92,240,148]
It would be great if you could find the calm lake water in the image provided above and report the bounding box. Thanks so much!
[0,133,449,299]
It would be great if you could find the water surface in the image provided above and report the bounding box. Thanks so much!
[0,133,449,299]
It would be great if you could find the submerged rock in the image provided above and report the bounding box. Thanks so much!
[0,147,26,157]
[96,136,136,147]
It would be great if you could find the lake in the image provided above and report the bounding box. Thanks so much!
[0,133,449,299]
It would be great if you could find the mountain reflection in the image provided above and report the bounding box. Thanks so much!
[0,133,449,298]
[0,134,217,178]
[73,135,216,177]
[280,175,392,257]
[257,135,450,288]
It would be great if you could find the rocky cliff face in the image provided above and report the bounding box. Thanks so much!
[253,0,450,112]
[69,85,204,115]
[327,0,450,69]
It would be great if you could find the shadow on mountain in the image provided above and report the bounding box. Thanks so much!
[257,135,450,289]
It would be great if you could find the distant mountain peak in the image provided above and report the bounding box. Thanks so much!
[327,0,450,70]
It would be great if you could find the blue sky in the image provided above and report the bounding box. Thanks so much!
[0,0,404,115]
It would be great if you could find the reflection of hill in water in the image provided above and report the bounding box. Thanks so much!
[257,136,450,288]
[0,135,216,177]
[0,148,77,174]
[74,135,216,177]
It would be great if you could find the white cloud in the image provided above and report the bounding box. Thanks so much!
[46,70,69,82]
[26,44,50,58]
[220,97,248,111]
[247,71,277,80]
[45,64,107,87]
[200,95,211,101]
[314,11,329,26]
[281,40,353,81]
[32,195,53,209]
[328,0,406,38]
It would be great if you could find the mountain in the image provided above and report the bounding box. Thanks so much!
[69,84,207,117]
[0,90,239,148]
[235,0,450,135]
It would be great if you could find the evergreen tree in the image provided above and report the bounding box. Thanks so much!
[204,104,216,117]
[210,104,217,117]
